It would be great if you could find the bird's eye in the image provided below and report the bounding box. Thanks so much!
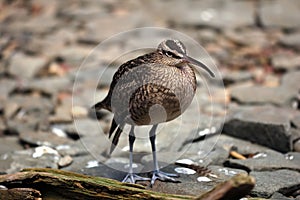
[165,52,172,57]
[163,50,181,59]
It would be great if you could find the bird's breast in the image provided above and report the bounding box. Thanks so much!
[110,64,196,126]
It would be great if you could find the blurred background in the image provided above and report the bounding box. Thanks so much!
[0,0,300,198]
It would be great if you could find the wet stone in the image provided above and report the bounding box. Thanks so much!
[259,0,300,29]
[250,169,300,198]
[225,149,300,172]
[8,53,48,79]
[223,105,292,152]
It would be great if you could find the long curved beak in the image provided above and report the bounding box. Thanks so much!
[183,56,215,78]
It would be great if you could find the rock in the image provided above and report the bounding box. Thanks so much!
[271,53,300,71]
[10,94,54,115]
[58,46,92,68]
[271,192,295,200]
[80,163,127,181]
[224,29,269,47]
[0,79,16,101]
[281,71,300,94]
[19,131,73,148]
[280,32,300,50]
[3,102,19,119]
[208,165,247,180]
[0,136,23,155]
[294,140,300,152]
[223,105,293,152]
[222,70,253,85]
[58,155,73,168]
[250,169,300,198]
[225,149,300,172]
[230,85,295,106]
[49,103,72,123]
[259,0,300,29]
[8,53,48,79]
[166,0,255,29]
[285,152,300,167]
[0,148,59,174]
[23,76,72,95]
[71,106,88,118]
[292,115,300,128]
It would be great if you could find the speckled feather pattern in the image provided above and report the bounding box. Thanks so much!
[96,50,197,126]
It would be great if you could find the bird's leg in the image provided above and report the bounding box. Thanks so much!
[122,125,150,183]
[149,124,179,186]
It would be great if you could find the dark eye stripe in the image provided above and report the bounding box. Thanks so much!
[163,50,181,59]
[166,40,185,55]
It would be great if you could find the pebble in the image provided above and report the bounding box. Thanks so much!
[58,155,73,168]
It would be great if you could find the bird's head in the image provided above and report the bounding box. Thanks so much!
[157,39,215,78]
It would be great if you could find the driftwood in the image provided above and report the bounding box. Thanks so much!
[0,168,255,200]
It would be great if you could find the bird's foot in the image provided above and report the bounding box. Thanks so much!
[150,170,180,186]
[122,173,150,184]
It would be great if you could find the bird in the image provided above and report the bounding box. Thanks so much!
[92,39,215,185]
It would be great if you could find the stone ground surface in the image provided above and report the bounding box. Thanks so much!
[0,0,300,199]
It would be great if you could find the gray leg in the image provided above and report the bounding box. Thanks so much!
[149,124,179,186]
[122,126,150,183]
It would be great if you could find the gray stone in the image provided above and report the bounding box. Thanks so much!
[214,134,270,155]
[250,170,300,198]
[285,152,300,167]
[222,70,253,85]
[280,32,300,50]
[230,85,295,106]
[225,149,300,172]
[23,76,72,95]
[223,105,292,152]
[8,53,48,79]
[3,102,19,120]
[0,79,16,101]
[270,192,295,200]
[19,131,73,148]
[58,46,93,68]
[0,137,23,155]
[0,148,59,174]
[259,0,300,29]
[166,0,255,29]
[208,165,247,180]
[10,94,54,115]
[271,53,300,71]
[281,71,300,94]
[224,29,269,47]
[292,115,300,128]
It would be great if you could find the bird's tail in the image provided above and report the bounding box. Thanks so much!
[91,98,112,112]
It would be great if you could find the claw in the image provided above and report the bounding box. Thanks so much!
[122,173,150,184]
[150,170,180,186]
